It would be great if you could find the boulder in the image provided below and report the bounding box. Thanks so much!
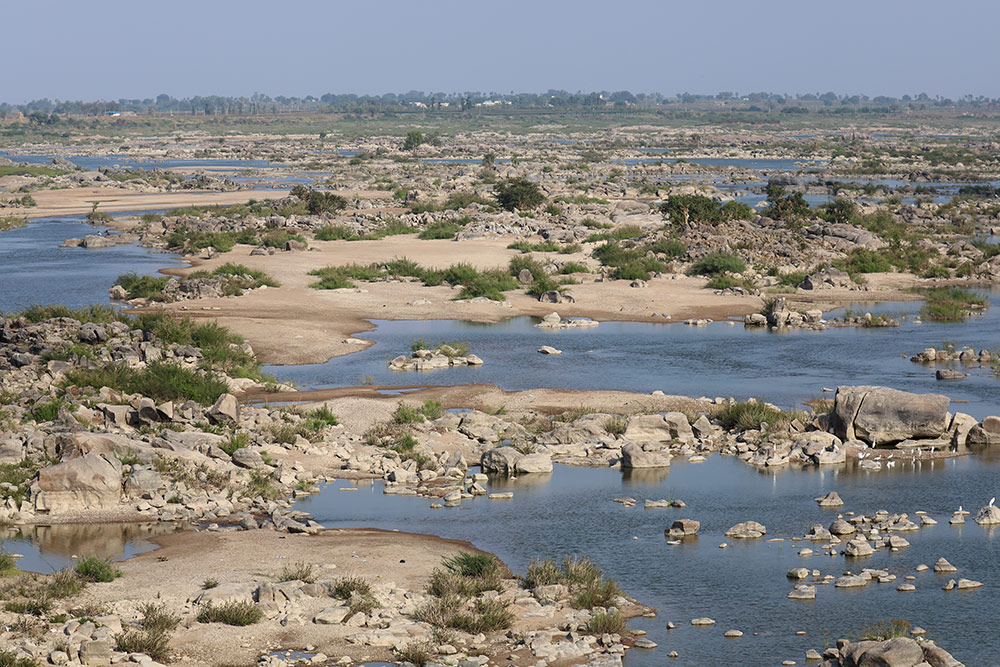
[844,636,925,667]
[724,521,766,539]
[620,442,671,469]
[480,446,524,475]
[966,416,1000,447]
[624,412,695,444]
[974,504,1000,525]
[34,454,122,513]
[514,453,553,474]
[208,393,240,425]
[831,386,950,445]
[815,491,844,507]
[667,519,699,538]
[232,447,266,469]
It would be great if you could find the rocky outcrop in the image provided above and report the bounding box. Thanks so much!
[624,412,695,444]
[830,386,950,445]
[33,453,122,513]
[620,442,671,469]
[480,446,524,475]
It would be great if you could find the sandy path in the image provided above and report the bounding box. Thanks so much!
[83,528,484,666]
[24,187,289,219]
[160,236,761,365]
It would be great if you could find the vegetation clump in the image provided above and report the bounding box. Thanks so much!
[495,177,545,211]
[74,556,122,583]
[196,600,263,626]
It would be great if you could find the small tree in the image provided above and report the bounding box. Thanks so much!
[495,177,545,212]
[403,131,424,151]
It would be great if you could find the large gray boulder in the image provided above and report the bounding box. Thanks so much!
[480,446,524,475]
[34,454,122,513]
[620,442,671,469]
[840,636,928,667]
[624,413,695,444]
[514,453,553,474]
[831,386,950,445]
[208,393,240,425]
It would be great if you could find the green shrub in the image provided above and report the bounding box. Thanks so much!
[394,644,432,667]
[114,603,179,661]
[246,470,280,501]
[304,405,339,430]
[420,400,443,420]
[211,263,279,287]
[393,402,425,424]
[290,185,347,214]
[75,556,122,583]
[332,576,373,599]
[443,552,500,578]
[0,550,16,575]
[560,262,589,274]
[714,400,801,431]
[196,600,263,626]
[308,267,356,289]
[495,177,545,211]
[4,598,52,616]
[689,253,747,276]
[314,225,358,241]
[17,304,127,325]
[858,618,912,641]
[918,287,987,322]
[221,433,250,456]
[0,650,37,667]
[586,610,627,635]
[418,221,462,240]
[114,273,172,301]
[603,416,627,436]
[276,562,315,584]
[647,237,687,258]
[29,399,64,423]
[449,599,514,633]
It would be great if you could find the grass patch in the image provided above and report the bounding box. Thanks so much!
[586,609,628,635]
[196,600,263,626]
[276,562,315,584]
[592,241,667,280]
[114,273,172,301]
[220,432,250,456]
[689,252,747,277]
[858,618,912,641]
[418,220,464,240]
[918,287,987,322]
[0,650,37,667]
[522,556,622,609]
[64,362,229,405]
[74,556,122,583]
[395,644,432,667]
[15,304,127,325]
[114,603,179,661]
[713,400,802,431]
[603,416,627,436]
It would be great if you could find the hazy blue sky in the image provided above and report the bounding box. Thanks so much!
[4,0,998,102]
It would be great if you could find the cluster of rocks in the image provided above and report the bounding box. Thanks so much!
[813,636,964,667]
[107,272,275,304]
[61,232,139,249]
[536,312,598,329]
[911,345,993,380]
[389,345,483,371]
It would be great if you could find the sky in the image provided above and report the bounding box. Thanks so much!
[3,0,999,103]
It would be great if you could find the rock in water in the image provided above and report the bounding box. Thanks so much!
[975,504,1000,525]
[830,386,950,445]
[815,491,844,507]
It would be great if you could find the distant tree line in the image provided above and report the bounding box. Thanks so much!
[2,89,999,118]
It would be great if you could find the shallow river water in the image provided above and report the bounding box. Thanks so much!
[3,211,1000,665]
[297,458,1000,666]
[268,292,1000,419]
